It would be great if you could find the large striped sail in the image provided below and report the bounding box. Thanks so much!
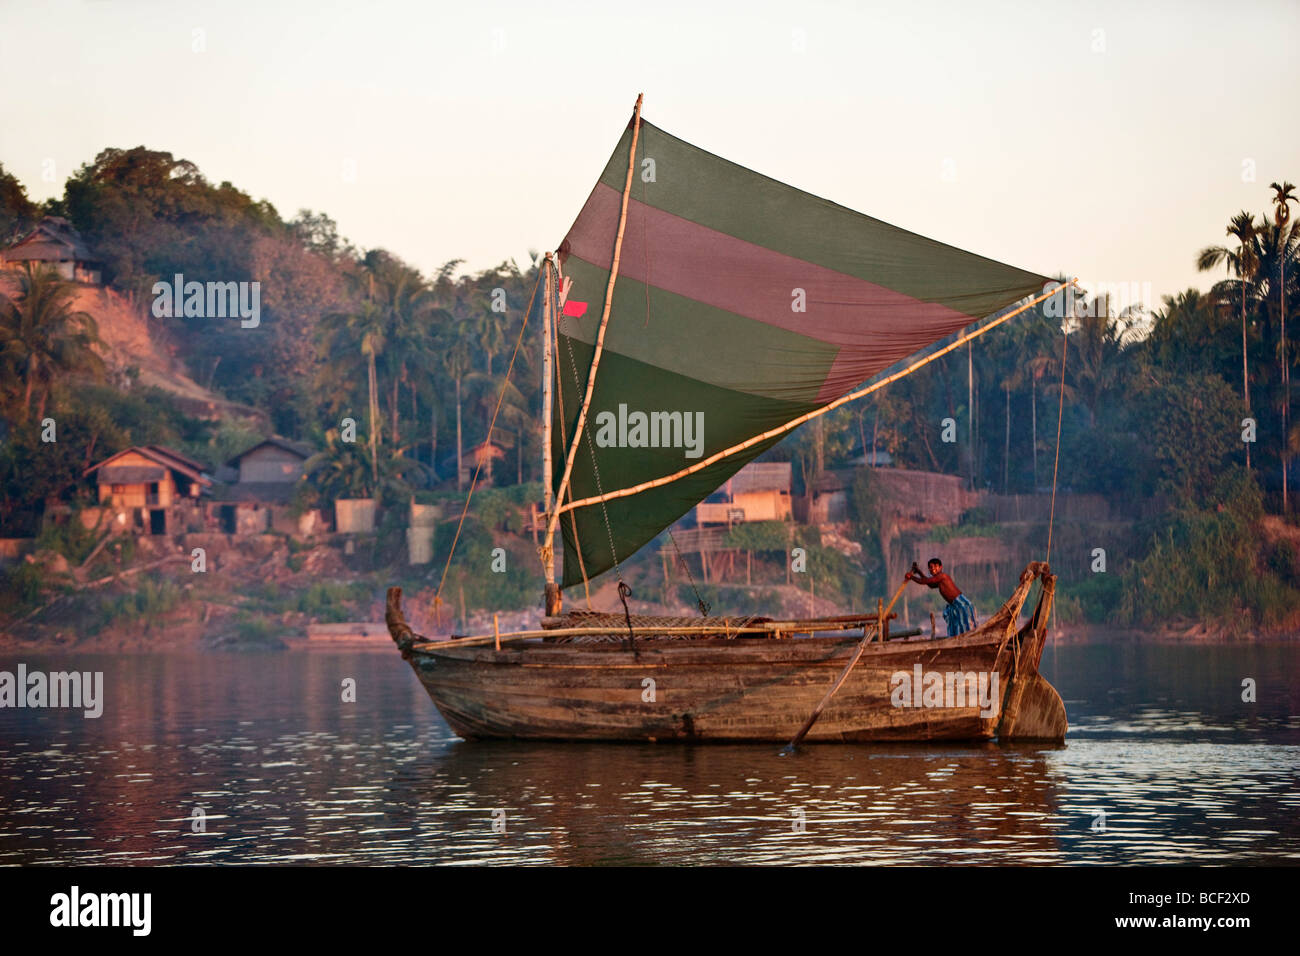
[551,110,1049,589]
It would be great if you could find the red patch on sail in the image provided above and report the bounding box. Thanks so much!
[562,300,588,318]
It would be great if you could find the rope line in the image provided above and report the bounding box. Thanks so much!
[549,263,593,608]
[668,527,710,617]
[545,94,644,540]
[559,307,625,590]
[433,268,541,613]
[557,280,1078,518]
[1046,322,1069,563]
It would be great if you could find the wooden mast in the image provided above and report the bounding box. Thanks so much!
[541,253,560,614]
[543,92,644,547]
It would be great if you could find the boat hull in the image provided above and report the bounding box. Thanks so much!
[387,563,1067,743]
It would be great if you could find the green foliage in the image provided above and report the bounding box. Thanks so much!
[35,515,100,564]
[1265,539,1300,589]
[232,613,276,643]
[0,162,39,243]
[0,562,44,610]
[924,522,1004,543]
[293,581,367,621]
[1054,572,1125,625]
[110,536,137,567]
[0,265,106,422]
[793,525,822,549]
[0,406,126,534]
[71,384,212,456]
[87,578,183,634]
[847,468,880,541]
[722,520,791,552]
[1118,469,1296,627]
[430,520,539,615]
[474,483,540,533]
[62,147,280,296]
[1136,373,1243,501]
[305,429,419,504]
[801,544,864,606]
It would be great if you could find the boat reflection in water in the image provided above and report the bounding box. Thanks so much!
[1,643,1295,865]
[399,738,1067,865]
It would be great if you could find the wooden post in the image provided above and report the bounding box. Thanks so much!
[493,613,500,651]
[541,255,561,616]
[930,611,936,639]
[877,597,884,642]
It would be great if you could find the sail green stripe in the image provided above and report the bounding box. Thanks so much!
[596,119,1046,316]
[561,256,843,404]
[553,338,815,587]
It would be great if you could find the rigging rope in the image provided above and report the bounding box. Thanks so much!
[556,280,1079,519]
[432,268,541,616]
[618,580,637,656]
[548,270,593,609]
[668,528,710,617]
[1046,321,1069,564]
[558,303,627,592]
[545,94,643,540]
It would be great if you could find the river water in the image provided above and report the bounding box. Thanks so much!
[1,642,1297,865]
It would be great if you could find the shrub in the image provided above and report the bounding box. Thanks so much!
[35,515,100,564]
[0,563,44,610]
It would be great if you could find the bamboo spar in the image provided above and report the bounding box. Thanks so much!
[556,279,1078,518]
[541,254,557,605]
[544,93,645,544]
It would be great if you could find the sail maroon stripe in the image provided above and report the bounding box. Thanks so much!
[563,181,978,356]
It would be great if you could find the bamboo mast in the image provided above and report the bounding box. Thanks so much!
[544,92,644,546]
[557,279,1078,518]
[541,253,560,614]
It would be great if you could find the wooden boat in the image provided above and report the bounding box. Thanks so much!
[385,561,1066,742]
[386,95,1073,744]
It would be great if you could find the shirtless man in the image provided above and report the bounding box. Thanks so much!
[907,557,976,637]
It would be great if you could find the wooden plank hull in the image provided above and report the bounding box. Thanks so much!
[386,563,1068,743]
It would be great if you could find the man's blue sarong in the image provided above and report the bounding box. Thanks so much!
[942,594,976,637]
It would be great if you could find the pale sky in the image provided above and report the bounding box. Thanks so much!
[2,0,1296,314]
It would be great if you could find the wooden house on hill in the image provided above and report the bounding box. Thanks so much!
[441,441,504,488]
[695,461,792,525]
[1,217,103,284]
[211,437,318,534]
[85,445,211,534]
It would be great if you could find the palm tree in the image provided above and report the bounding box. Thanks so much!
[439,320,474,489]
[1198,212,1260,466]
[305,427,420,505]
[464,369,529,485]
[474,308,507,377]
[1270,181,1296,510]
[1023,305,1079,491]
[0,263,105,421]
[377,274,436,447]
[319,296,388,488]
[1058,289,1138,432]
